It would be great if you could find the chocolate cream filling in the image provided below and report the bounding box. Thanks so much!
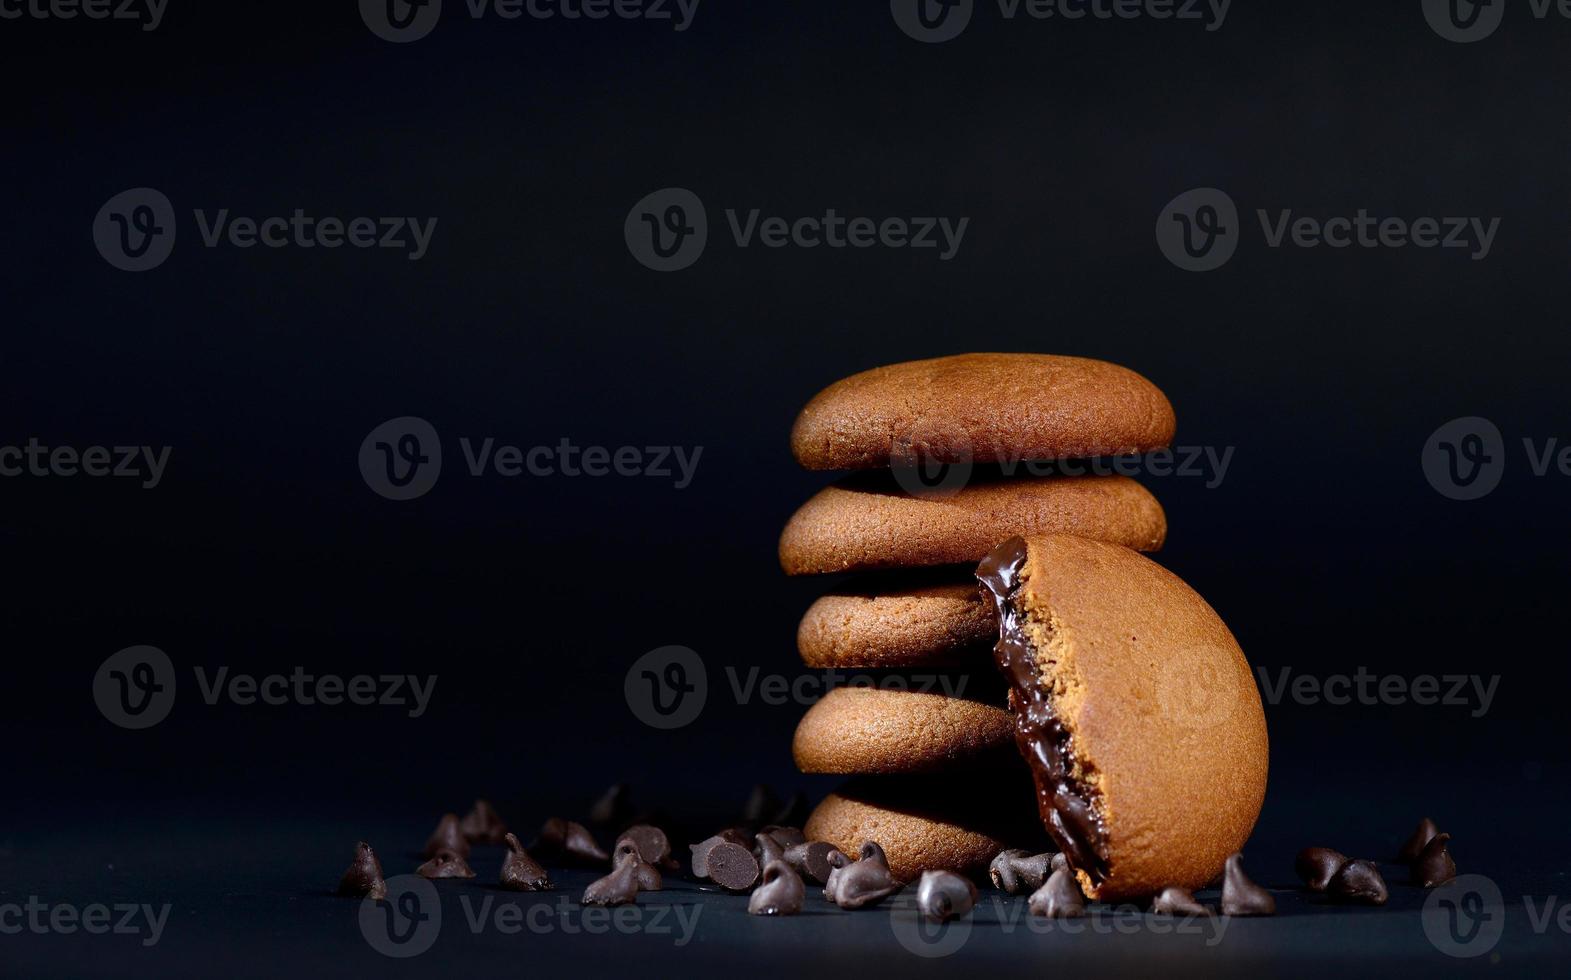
[976,536,1110,885]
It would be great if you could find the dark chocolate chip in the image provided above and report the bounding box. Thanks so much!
[825,842,899,910]
[459,799,508,846]
[989,849,1054,895]
[534,817,608,864]
[1220,853,1276,916]
[706,840,761,891]
[424,813,471,860]
[581,860,640,906]
[499,833,552,891]
[916,870,978,922]
[1411,833,1456,888]
[417,849,477,879]
[616,825,674,869]
[589,783,634,828]
[747,860,805,916]
[754,832,785,867]
[783,841,844,885]
[337,841,387,900]
[613,839,664,891]
[1328,859,1387,905]
[1027,868,1084,918]
[1151,886,1209,916]
[1398,817,1440,863]
[759,825,807,849]
[1295,847,1348,892]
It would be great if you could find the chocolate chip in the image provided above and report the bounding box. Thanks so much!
[534,818,608,864]
[1220,853,1275,916]
[754,832,785,867]
[1411,833,1456,888]
[825,842,899,910]
[616,824,676,870]
[459,799,508,845]
[581,860,640,906]
[759,825,807,849]
[1295,847,1348,892]
[1329,859,1388,905]
[783,841,844,885]
[416,849,476,879]
[989,849,1054,895]
[499,833,551,891]
[916,870,978,922]
[424,814,470,860]
[706,840,761,891]
[589,782,634,828]
[336,841,387,899]
[1151,886,1209,916]
[1398,817,1440,863]
[613,839,664,891]
[747,860,805,916]
[1027,868,1084,918]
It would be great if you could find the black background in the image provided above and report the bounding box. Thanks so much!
[4,1,1569,976]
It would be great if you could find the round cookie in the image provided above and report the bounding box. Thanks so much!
[792,686,1015,774]
[798,572,996,669]
[779,472,1165,575]
[791,353,1176,471]
[805,777,1051,881]
[976,534,1269,902]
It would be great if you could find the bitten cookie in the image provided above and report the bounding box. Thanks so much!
[805,777,1051,881]
[790,353,1175,471]
[792,686,1015,774]
[977,534,1269,902]
[797,572,996,669]
[779,472,1165,575]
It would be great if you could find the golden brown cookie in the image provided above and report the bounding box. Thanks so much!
[977,534,1268,902]
[792,686,1014,774]
[805,776,1050,881]
[779,472,1165,575]
[797,571,996,669]
[790,353,1175,471]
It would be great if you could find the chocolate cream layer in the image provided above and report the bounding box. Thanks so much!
[976,536,1109,885]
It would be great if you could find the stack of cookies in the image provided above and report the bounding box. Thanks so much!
[778,353,1180,881]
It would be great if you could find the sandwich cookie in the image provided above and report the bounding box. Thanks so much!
[805,776,1051,881]
[797,571,996,669]
[977,534,1268,901]
[779,472,1166,575]
[791,353,1175,471]
[793,686,1014,774]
